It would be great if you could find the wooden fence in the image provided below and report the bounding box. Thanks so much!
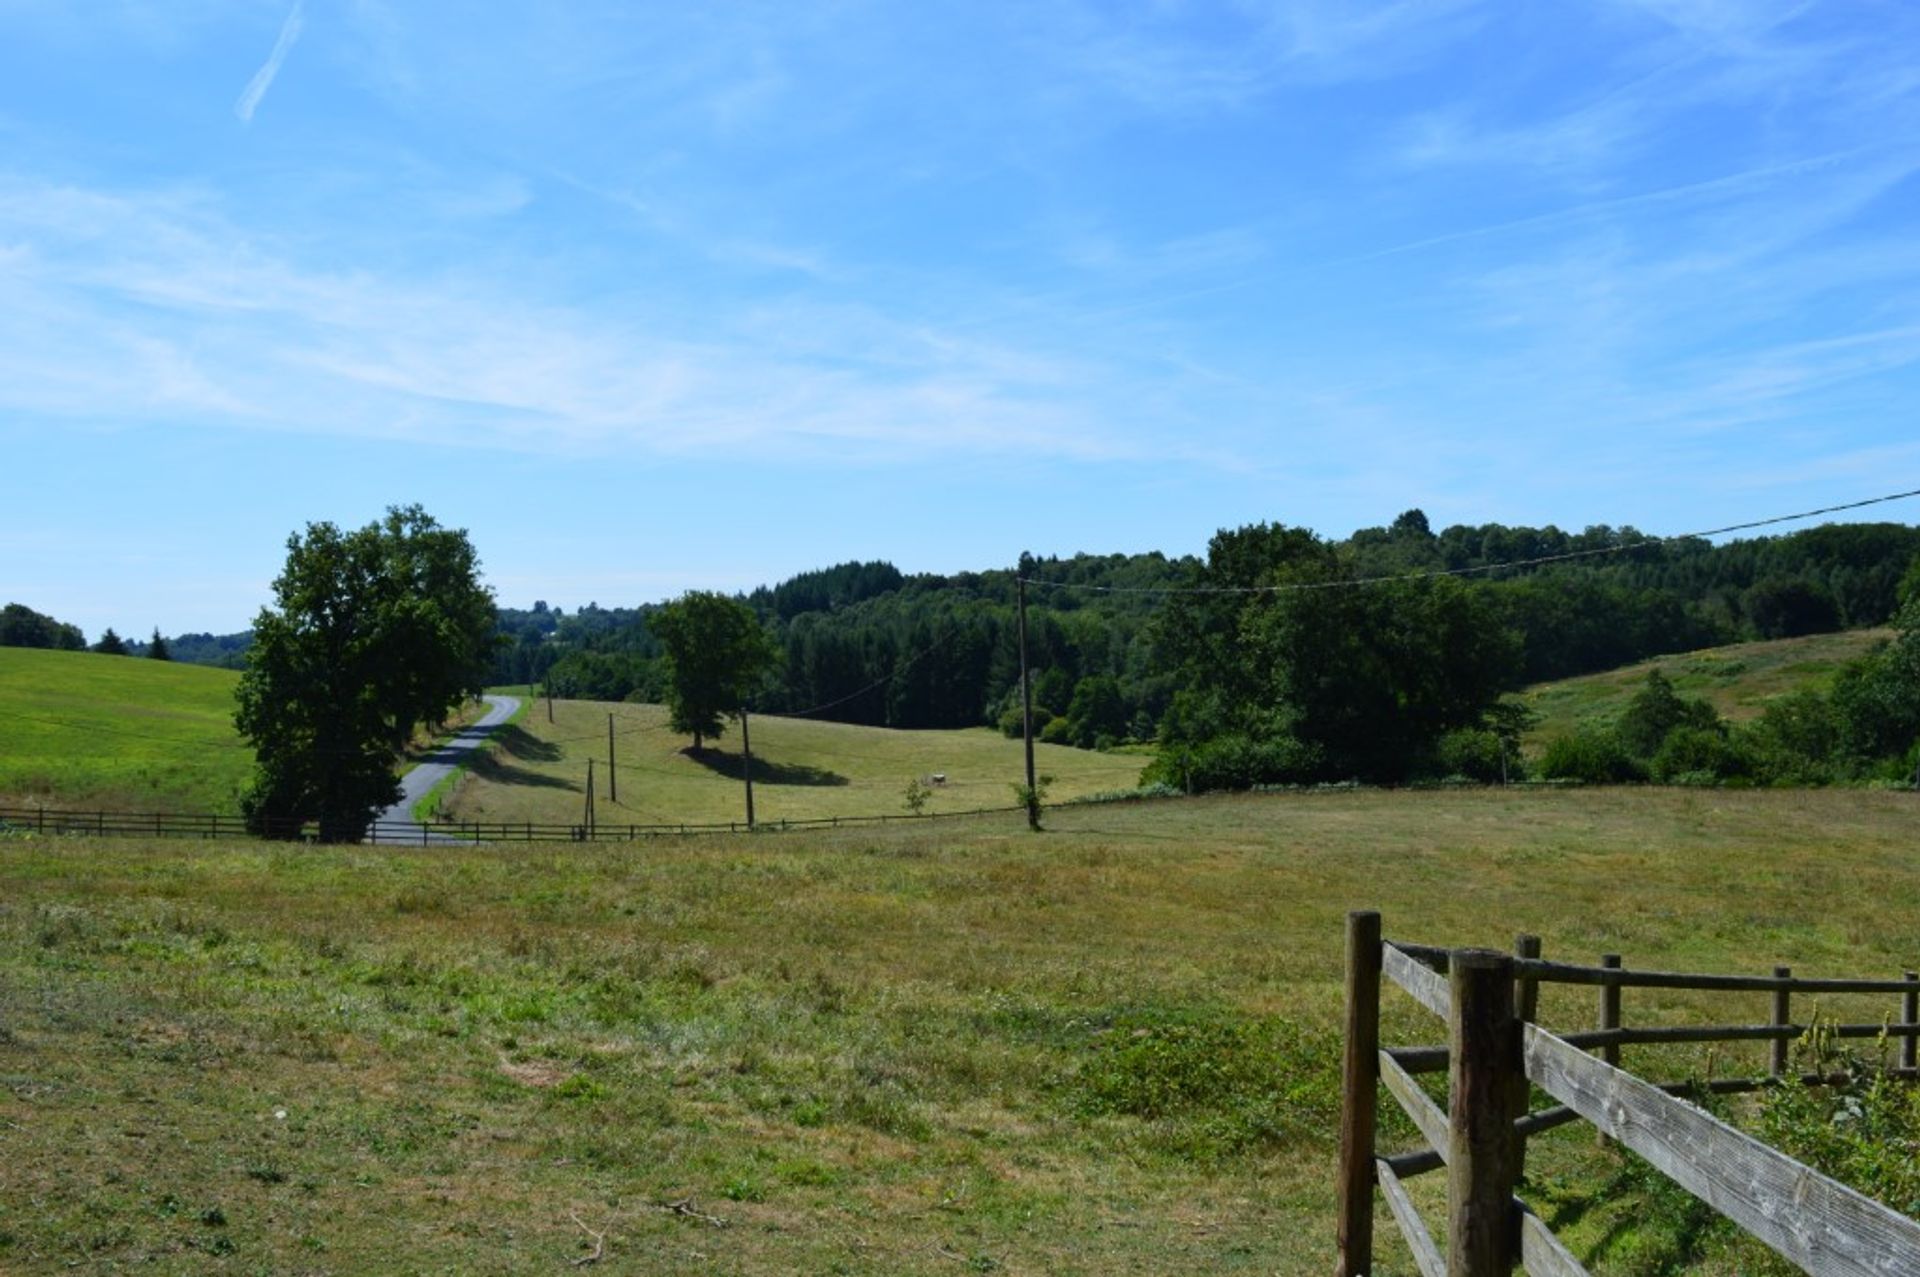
[1335,910,1920,1277]
[0,802,1027,845]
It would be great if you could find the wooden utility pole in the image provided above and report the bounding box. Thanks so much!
[585,758,595,834]
[1017,572,1038,831]
[740,706,756,830]
[608,713,617,803]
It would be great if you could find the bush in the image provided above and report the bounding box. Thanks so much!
[1745,689,1840,784]
[1759,1027,1920,1218]
[1431,728,1520,783]
[1650,726,1754,784]
[1139,734,1324,793]
[1539,730,1646,784]
[1617,669,1720,758]
[1039,715,1075,745]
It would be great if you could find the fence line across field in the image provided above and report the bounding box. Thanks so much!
[1336,909,1920,1277]
[0,802,1031,845]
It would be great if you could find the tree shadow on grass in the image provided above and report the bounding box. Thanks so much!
[686,747,849,787]
[495,725,563,763]
[468,750,578,792]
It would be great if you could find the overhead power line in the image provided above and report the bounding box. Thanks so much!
[1017,485,1920,596]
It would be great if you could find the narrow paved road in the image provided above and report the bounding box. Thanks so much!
[368,694,519,842]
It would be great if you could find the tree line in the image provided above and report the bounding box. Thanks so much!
[483,514,1920,781]
[1,603,172,660]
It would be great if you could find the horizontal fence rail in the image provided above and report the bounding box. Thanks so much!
[1336,911,1920,1277]
[0,802,1028,846]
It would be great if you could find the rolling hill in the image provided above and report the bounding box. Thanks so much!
[441,697,1147,828]
[0,647,251,813]
[1518,627,1890,751]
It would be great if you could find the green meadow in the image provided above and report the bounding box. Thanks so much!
[0,648,251,813]
[3,788,1917,1273]
[443,696,1146,828]
[1520,627,1890,751]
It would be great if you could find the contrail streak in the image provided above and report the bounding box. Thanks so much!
[235,1,306,124]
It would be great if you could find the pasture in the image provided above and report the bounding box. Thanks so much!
[1520,628,1888,750]
[3,786,1916,1273]
[0,648,249,813]
[442,696,1146,828]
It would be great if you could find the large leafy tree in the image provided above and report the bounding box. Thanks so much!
[234,506,496,842]
[1153,522,1523,785]
[649,591,780,751]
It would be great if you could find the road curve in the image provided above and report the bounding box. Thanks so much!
[368,694,519,841]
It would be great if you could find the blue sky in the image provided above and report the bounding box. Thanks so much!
[4,0,1919,638]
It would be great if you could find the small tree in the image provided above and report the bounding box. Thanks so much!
[649,591,780,751]
[147,628,171,660]
[903,776,932,815]
[93,627,128,656]
[1616,669,1718,758]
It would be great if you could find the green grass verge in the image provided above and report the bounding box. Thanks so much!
[3,788,1918,1272]
[1520,628,1890,752]
[412,695,531,824]
[0,647,251,813]
[441,698,1145,828]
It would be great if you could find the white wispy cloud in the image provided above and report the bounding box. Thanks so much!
[234,0,305,124]
[0,175,1211,468]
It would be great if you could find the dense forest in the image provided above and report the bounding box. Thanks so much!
[487,515,1920,767]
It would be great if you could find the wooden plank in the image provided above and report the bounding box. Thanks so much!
[1386,1044,1449,1074]
[1383,1147,1444,1179]
[1380,1049,1450,1157]
[1525,1023,1920,1277]
[1516,957,1920,996]
[1519,1204,1592,1277]
[1376,1159,1445,1277]
[1385,943,1451,1019]
[1563,1021,1920,1050]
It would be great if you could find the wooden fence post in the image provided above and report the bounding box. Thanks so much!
[1448,948,1519,1277]
[1335,910,1382,1277]
[1903,971,1917,1075]
[1772,966,1792,1077]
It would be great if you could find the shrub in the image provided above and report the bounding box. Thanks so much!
[1745,689,1840,783]
[1139,734,1324,793]
[1650,726,1754,784]
[1539,730,1646,783]
[1431,727,1519,783]
[1617,669,1720,758]
[1759,1026,1920,1218]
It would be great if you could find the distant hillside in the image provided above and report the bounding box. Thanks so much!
[0,648,251,813]
[493,518,1920,756]
[440,697,1146,828]
[1519,628,1892,750]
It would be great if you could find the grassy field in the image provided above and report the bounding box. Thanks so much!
[443,697,1145,828]
[1520,627,1890,750]
[4,787,1918,1273]
[0,647,251,813]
